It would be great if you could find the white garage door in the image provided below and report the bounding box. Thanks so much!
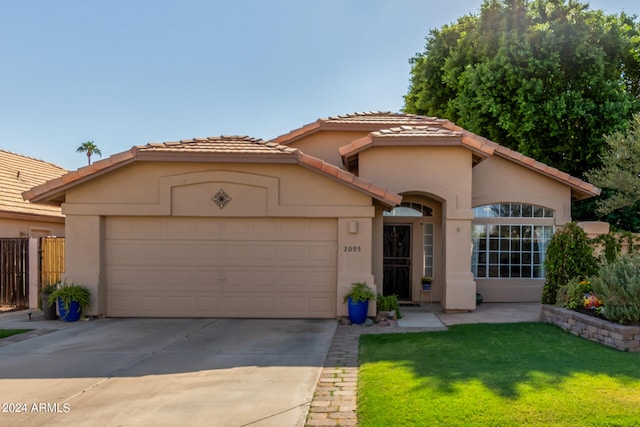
[105,217,337,318]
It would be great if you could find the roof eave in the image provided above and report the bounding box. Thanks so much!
[296,152,401,208]
[571,186,602,201]
[339,133,492,169]
[272,113,445,146]
[24,155,137,205]
[0,210,65,223]
[490,151,601,200]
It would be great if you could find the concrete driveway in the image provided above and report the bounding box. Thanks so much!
[0,316,336,427]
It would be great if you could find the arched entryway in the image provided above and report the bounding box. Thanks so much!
[382,197,442,302]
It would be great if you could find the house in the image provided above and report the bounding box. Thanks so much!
[23,112,599,318]
[0,149,66,238]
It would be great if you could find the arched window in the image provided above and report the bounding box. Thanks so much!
[473,203,554,218]
[472,203,554,279]
[384,202,433,217]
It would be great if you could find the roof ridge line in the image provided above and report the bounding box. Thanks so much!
[0,148,67,172]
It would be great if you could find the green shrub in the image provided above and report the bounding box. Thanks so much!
[591,232,621,264]
[556,278,593,309]
[47,281,91,314]
[591,254,640,324]
[343,282,376,303]
[376,294,401,318]
[542,222,599,304]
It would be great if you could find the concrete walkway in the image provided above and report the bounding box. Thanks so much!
[305,303,542,426]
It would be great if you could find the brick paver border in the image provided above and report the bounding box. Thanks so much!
[305,323,444,426]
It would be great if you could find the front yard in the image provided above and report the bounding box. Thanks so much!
[359,323,640,426]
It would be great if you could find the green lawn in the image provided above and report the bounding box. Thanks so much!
[359,323,640,426]
[0,329,32,339]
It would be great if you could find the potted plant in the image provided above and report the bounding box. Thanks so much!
[344,282,376,324]
[376,293,401,320]
[421,276,432,291]
[47,281,91,322]
[40,283,58,320]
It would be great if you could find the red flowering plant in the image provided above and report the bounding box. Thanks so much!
[581,281,603,310]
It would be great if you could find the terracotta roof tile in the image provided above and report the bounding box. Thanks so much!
[438,121,600,199]
[340,125,494,161]
[22,112,599,204]
[0,149,66,218]
[322,111,445,125]
[296,152,400,207]
[25,136,401,208]
[136,136,294,155]
[272,111,447,145]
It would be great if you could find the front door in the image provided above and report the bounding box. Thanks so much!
[383,224,412,300]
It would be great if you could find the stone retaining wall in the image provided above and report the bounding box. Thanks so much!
[541,305,640,352]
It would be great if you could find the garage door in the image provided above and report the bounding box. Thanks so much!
[105,217,337,318]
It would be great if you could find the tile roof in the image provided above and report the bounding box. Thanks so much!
[0,149,67,219]
[337,119,599,201]
[439,121,601,200]
[272,111,446,145]
[24,136,401,208]
[138,135,298,155]
[339,125,493,158]
[22,111,600,205]
[321,111,446,125]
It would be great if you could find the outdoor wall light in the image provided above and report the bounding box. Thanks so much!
[348,221,359,234]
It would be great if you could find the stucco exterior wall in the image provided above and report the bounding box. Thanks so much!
[0,216,64,238]
[61,161,379,317]
[472,155,573,303]
[64,162,374,215]
[285,130,369,169]
[472,156,572,224]
[359,146,477,311]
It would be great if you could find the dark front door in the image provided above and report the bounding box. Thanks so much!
[383,224,412,300]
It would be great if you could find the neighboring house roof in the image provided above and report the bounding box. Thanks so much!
[0,149,67,220]
[23,136,401,208]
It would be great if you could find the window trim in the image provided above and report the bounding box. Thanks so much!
[472,203,554,280]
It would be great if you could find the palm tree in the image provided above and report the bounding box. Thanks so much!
[76,141,102,165]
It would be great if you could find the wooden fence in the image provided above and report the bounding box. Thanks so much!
[0,238,29,309]
[40,237,65,287]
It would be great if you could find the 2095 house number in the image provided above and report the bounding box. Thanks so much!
[344,246,361,253]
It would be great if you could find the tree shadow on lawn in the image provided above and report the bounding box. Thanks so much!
[359,322,640,399]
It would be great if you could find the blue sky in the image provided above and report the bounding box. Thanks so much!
[1,0,638,171]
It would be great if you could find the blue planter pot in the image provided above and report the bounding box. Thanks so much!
[347,298,369,324]
[57,298,82,322]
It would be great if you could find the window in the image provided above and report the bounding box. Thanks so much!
[473,203,554,219]
[384,202,432,217]
[471,204,554,279]
[423,223,434,278]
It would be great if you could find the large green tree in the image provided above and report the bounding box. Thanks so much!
[586,113,640,230]
[404,0,640,182]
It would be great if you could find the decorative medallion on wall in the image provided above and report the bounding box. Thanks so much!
[212,188,231,209]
